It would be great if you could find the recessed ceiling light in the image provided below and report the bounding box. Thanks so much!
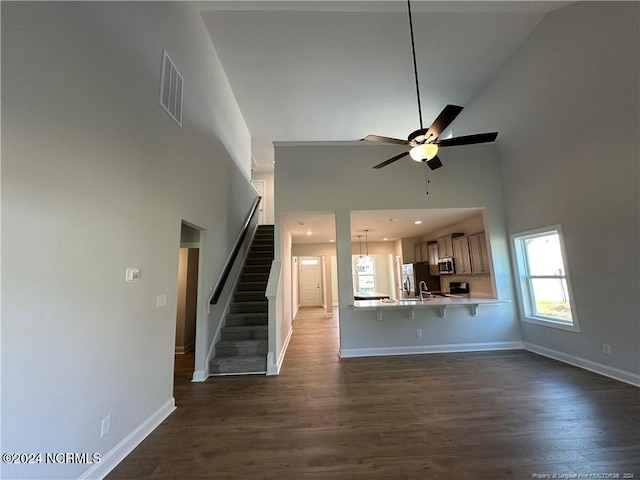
[330,239,335,243]
[383,237,389,241]
[306,231,312,236]
[414,220,422,225]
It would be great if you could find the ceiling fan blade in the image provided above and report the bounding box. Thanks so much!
[372,151,409,169]
[363,135,410,146]
[424,104,464,141]
[426,155,443,170]
[435,132,498,147]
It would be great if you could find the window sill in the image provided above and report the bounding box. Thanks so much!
[522,316,581,333]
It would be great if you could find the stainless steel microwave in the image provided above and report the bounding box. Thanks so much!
[438,258,455,275]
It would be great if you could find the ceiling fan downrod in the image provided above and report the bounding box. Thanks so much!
[407,0,424,130]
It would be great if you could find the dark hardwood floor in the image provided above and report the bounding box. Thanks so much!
[107,308,639,479]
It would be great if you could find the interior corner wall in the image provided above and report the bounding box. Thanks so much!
[452,1,640,375]
[274,222,294,365]
[1,3,254,479]
[274,142,521,353]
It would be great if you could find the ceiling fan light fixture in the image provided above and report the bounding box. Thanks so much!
[410,144,439,162]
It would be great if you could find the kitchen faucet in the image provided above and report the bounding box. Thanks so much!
[418,281,429,303]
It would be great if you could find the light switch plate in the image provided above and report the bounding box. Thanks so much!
[125,268,140,282]
[156,294,167,308]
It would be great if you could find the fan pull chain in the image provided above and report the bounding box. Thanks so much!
[423,161,430,195]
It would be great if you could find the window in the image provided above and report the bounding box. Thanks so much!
[354,256,375,293]
[510,225,579,332]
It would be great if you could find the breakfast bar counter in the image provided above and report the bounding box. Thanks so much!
[352,296,510,320]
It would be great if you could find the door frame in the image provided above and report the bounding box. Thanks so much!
[298,255,323,307]
[251,180,267,225]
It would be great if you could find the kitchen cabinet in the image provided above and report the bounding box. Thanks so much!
[414,244,423,263]
[469,232,490,274]
[420,242,429,263]
[436,233,462,258]
[452,236,472,274]
[427,243,439,275]
[400,238,417,263]
[413,242,429,263]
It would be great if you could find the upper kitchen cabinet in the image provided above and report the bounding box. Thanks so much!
[414,243,423,263]
[436,233,463,258]
[420,242,429,263]
[400,237,418,264]
[452,236,472,274]
[469,232,491,274]
[412,242,430,264]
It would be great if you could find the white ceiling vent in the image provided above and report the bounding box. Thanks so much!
[159,50,183,127]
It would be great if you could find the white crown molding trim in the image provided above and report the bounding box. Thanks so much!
[267,325,294,376]
[79,398,176,480]
[340,341,523,359]
[524,342,640,387]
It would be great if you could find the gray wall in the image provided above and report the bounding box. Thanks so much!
[452,1,639,374]
[1,2,254,479]
[274,142,520,354]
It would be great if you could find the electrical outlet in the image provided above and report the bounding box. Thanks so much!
[601,343,612,356]
[101,414,111,438]
[416,329,422,338]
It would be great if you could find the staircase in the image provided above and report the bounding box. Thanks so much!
[209,225,274,375]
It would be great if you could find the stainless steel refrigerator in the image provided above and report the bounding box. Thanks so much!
[401,263,441,296]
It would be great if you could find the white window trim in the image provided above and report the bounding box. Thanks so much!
[510,224,580,333]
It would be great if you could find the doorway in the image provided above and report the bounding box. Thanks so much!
[174,222,201,382]
[299,256,323,307]
[251,180,267,225]
[176,248,198,354]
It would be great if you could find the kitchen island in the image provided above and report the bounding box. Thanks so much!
[353,296,509,320]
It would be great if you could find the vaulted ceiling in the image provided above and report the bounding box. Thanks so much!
[199,1,570,172]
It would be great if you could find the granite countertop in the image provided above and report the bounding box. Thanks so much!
[353,295,503,308]
[352,295,509,319]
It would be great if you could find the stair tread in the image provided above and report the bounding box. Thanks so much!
[217,338,268,346]
[211,354,266,361]
[209,355,267,374]
[223,325,267,330]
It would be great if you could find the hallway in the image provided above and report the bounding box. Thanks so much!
[107,308,639,479]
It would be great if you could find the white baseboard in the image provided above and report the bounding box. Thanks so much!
[340,341,523,358]
[79,398,176,480]
[174,341,194,355]
[267,326,293,376]
[524,342,640,387]
[192,370,208,382]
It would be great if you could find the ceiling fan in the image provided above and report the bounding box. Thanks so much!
[365,1,498,171]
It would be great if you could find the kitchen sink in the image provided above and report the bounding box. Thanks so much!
[397,296,436,302]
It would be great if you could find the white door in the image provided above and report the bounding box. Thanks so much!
[299,257,322,306]
[251,180,266,225]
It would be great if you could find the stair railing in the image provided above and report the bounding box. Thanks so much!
[209,195,262,305]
